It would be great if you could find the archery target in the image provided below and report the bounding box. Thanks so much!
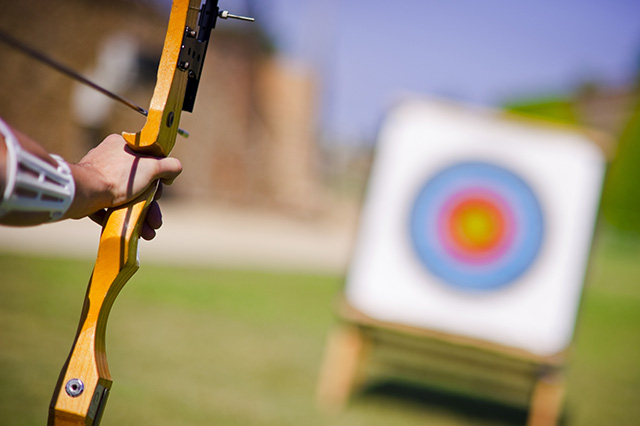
[345,99,605,356]
[409,161,544,291]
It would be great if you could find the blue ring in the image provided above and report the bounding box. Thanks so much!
[409,162,544,291]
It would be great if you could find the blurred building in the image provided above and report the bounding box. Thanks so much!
[0,0,322,215]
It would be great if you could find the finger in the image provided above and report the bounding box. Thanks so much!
[154,183,164,201]
[122,144,181,184]
[89,209,107,226]
[145,200,163,230]
[155,157,183,185]
[140,222,157,241]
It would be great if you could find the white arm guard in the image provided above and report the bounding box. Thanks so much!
[0,119,75,221]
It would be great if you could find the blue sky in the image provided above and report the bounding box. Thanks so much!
[246,0,640,144]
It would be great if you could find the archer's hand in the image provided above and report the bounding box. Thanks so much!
[66,134,183,240]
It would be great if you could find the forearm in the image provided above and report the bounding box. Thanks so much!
[0,119,181,233]
[0,129,115,226]
[0,121,70,226]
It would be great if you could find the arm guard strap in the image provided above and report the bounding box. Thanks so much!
[0,119,75,221]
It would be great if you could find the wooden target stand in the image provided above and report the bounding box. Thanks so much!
[317,298,567,426]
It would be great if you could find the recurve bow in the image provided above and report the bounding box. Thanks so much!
[47,1,252,425]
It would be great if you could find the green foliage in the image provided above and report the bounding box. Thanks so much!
[0,240,639,425]
[601,100,640,233]
[503,96,579,125]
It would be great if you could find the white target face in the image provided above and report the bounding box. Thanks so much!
[345,99,605,356]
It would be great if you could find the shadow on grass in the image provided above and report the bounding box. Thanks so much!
[356,380,529,425]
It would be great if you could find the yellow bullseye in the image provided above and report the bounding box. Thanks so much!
[449,199,504,253]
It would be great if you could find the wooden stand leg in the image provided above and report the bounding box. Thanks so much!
[527,370,565,426]
[316,324,368,411]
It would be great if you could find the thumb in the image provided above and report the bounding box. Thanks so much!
[153,157,183,185]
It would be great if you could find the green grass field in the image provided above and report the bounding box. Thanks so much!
[1,225,639,425]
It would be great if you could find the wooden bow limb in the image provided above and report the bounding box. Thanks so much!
[48,185,157,426]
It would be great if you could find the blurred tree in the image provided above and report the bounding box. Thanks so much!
[601,60,640,234]
[504,96,579,124]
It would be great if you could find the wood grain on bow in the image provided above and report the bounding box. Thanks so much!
[48,1,213,424]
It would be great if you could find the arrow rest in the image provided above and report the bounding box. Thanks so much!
[179,0,217,112]
[180,1,255,112]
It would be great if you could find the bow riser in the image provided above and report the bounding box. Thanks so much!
[49,0,205,424]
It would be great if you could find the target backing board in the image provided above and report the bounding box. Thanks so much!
[345,99,605,356]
